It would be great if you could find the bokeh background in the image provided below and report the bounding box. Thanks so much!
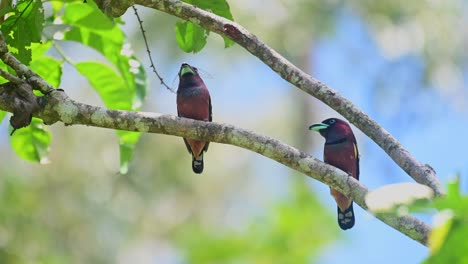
[0,0,467,263]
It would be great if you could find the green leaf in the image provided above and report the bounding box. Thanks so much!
[30,42,62,88]
[176,21,208,53]
[29,56,62,88]
[181,0,235,49]
[1,0,45,64]
[10,118,51,163]
[0,60,9,83]
[75,61,131,109]
[222,36,235,48]
[425,217,468,264]
[75,61,142,173]
[423,176,468,263]
[63,1,115,30]
[191,0,234,20]
[60,2,148,174]
[116,130,140,174]
[31,41,52,60]
[62,2,147,107]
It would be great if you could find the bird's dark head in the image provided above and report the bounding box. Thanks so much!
[179,63,199,78]
[308,118,354,143]
[177,63,206,94]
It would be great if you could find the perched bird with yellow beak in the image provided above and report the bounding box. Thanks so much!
[177,63,212,174]
[309,118,360,230]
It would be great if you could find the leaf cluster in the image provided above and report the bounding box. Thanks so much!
[0,0,235,172]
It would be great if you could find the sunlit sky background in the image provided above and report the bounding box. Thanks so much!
[118,8,468,264]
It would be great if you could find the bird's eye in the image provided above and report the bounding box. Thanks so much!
[329,119,336,124]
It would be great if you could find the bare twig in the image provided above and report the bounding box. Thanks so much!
[0,85,431,246]
[0,68,22,84]
[133,0,444,196]
[0,32,54,94]
[52,42,75,65]
[132,5,175,93]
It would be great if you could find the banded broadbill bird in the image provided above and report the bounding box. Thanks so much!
[309,118,360,230]
[177,63,212,174]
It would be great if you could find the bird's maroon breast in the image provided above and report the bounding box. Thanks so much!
[177,92,210,121]
[177,89,211,158]
[323,141,358,178]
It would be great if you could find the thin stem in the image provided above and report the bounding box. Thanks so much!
[52,42,75,65]
[132,5,175,93]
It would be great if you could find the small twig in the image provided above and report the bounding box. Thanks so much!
[52,42,75,65]
[0,68,23,84]
[0,32,53,94]
[132,5,175,93]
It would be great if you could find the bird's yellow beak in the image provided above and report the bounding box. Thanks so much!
[179,63,195,76]
[308,123,329,131]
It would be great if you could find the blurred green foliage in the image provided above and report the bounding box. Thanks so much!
[0,0,148,174]
[424,176,468,264]
[174,180,337,263]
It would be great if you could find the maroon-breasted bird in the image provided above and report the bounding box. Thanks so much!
[177,63,212,174]
[309,118,359,230]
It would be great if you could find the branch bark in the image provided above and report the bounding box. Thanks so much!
[0,85,430,245]
[132,0,444,197]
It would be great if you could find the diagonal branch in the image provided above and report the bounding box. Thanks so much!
[0,33,54,95]
[132,0,444,196]
[0,84,431,246]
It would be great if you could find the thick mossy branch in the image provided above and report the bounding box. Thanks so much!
[133,0,444,197]
[0,84,430,246]
[0,82,40,133]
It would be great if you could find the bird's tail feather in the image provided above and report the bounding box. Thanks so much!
[192,154,204,174]
[337,203,355,230]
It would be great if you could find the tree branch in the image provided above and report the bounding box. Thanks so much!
[0,33,54,95]
[0,5,434,246]
[0,83,430,246]
[132,0,444,197]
